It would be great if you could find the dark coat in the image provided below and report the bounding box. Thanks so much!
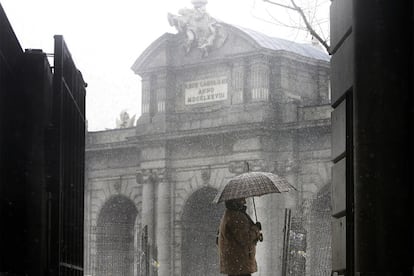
[218,209,261,275]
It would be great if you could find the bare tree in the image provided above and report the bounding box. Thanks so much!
[262,0,330,54]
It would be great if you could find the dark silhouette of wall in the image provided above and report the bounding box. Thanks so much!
[0,4,86,275]
[331,0,414,274]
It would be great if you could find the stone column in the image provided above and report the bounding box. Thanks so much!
[155,169,172,276]
[254,194,268,276]
[248,160,273,276]
[137,169,155,276]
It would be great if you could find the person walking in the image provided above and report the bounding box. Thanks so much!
[217,198,263,276]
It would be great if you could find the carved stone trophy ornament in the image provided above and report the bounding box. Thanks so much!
[116,110,136,128]
[168,0,228,57]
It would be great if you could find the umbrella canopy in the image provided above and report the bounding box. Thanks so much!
[213,171,296,204]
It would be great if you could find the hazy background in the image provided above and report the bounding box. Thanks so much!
[1,0,329,131]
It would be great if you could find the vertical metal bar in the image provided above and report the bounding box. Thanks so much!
[346,92,354,276]
[285,209,292,276]
[49,35,85,276]
[281,209,292,276]
[281,208,288,276]
[48,34,64,276]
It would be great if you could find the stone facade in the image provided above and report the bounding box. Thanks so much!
[85,10,331,276]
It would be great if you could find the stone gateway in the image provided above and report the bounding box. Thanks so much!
[84,2,331,276]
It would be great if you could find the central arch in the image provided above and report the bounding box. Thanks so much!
[96,195,138,276]
[181,187,225,276]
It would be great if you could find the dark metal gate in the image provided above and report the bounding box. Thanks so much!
[1,5,86,274]
[47,35,86,276]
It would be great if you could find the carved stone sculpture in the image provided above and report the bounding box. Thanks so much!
[116,110,135,128]
[167,0,227,57]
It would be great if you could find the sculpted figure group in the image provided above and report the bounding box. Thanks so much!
[168,0,227,57]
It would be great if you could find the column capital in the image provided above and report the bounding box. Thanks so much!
[229,159,274,174]
[152,168,168,183]
[248,54,272,66]
[201,166,211,185]
[136,169,152,184]
[273,159,298,176]
[231,57,248,67]
[248,159,273,172]
[136,168,169,184]
[228,160,249,174]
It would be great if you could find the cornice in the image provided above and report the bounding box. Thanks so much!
[85,118,331,151]
[130,118,331,145]
[85,140,137,152]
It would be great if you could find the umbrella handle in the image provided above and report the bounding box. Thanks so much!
[252,197,258,222]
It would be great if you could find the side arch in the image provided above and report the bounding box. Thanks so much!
[180,187,225,276]
[91,177,141,223]
[86,176,142,275]
[175,167,227,221]
[307,182,332,276]
[95,195,139,276]
[172,167,229,275]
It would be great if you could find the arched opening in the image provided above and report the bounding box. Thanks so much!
[308,183,332,275]
[181,187,225,276]
[96,195,138,276]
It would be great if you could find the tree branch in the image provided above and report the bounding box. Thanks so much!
[289,0,330,53]
[262,0,297,11]
[265,9,308,31]
[263,0,331,54]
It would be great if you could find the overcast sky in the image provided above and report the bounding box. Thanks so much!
[1,0,329,131]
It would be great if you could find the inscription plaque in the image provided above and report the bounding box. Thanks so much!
[185,77,228,105]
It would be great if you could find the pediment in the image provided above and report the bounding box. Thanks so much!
[131,24,262,75]
[131,33,173,74]
[131,19,329,76]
